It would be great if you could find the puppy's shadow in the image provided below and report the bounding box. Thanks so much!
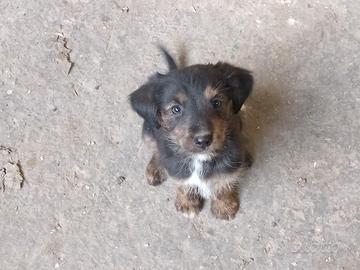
[239,80,289,194]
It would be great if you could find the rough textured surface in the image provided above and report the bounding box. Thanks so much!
[1,1,360,269]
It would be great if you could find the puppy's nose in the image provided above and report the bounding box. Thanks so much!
[194,134,213,149]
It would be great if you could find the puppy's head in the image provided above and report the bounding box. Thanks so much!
[130,48,253,156]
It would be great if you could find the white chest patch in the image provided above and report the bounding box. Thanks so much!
[184,154,212,199]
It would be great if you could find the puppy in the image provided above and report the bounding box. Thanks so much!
[130,47,253,220]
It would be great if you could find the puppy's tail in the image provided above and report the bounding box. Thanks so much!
[158,45,177,71]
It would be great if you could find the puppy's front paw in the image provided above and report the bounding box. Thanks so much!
[175,186,204,217]
[145,156,167,186]
[211,191,239,220]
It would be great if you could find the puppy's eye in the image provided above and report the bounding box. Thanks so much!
[171,105,182,115]
[211,99,222,109]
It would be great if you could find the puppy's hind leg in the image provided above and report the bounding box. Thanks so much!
[145,153,167,186]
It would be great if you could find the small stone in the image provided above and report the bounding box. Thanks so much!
[296,177,307,187]
[117,176,126,185]
[264,242,272,254]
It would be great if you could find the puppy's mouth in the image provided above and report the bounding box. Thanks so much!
[188,147,214,155]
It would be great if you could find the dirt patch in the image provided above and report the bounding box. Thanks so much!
[0,146,26,192]
[55,32,74,75]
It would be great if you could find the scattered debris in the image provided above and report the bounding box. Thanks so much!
[271,219,280,227]
[117,176,126,185]
[231,257,254,269]
[50,223,63,234]
[1,146,26,192]
[55,32,74,75]
[16,160,25,188]
[264,242,272,254]
[72,83,79,96]
[296,177,307,187]
[121,6,129,13]
[0,145,14,154]
[241,257,254,269]
[65,176,75,188]
[1,168,6,192]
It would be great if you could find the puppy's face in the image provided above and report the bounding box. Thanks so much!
[159,79,233,154]
[130,63,253,156]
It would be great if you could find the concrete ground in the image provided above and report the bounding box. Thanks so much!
[1,1,359,269]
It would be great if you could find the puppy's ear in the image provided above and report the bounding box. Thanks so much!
[216,63,254,113]
[130,83,160,128]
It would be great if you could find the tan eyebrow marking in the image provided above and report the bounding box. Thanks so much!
[175,92,188,103]
[204,86,219,100]
[163,92,188,111]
